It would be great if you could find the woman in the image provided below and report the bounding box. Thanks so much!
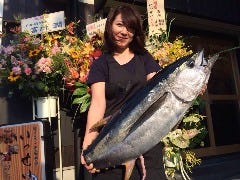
[81,5,167,180]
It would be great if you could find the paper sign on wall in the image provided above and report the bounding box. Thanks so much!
[86,18,107,38]
[147,0,166,36]
[21,11,65,35]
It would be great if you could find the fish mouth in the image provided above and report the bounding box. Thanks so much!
[194,49,219,69]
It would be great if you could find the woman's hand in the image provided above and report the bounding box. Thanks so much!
[81,151,100,173]
[200,84,207,95]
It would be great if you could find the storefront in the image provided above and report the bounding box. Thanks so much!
[0,0,239,179]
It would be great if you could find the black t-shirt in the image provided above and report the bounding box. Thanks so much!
[87,51,160,116]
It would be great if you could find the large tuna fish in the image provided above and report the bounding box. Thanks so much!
[83,50,218,174]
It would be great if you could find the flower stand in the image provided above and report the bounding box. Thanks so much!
[33,96,58,119]
[32,96,63,180]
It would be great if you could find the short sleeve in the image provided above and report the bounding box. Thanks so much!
[141,51,161,75]
[87,55,108,85]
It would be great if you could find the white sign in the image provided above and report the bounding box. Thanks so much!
[21,11,65,35]
[147,0,166,36]
[0,0,3,17]
[86,18,107,38]
[0,0,4,45]
[78,0,94,4]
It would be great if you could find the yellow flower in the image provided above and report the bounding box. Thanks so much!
[8,72,20,82]
[69,36,78,44]
[28,49,41,57]
[52,33,61,40]
[81,43,94,56]
[185,151,201,167]
[69,48,81,59]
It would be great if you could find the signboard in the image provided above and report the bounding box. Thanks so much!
[78,0,94,4]
[147,0,166,36]
[0,122,46,180]
[21,11,65,35]
[86,18,107,38]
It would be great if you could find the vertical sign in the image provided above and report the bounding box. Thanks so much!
[0,122,46,180]
[0,0,4,45]
[147,0,166,36]
[21,11,65,35]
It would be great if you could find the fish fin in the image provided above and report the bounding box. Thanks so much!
[123,159,136,180]
[89,115,112,132]
[127,92,168,135]
[89,109,122,132]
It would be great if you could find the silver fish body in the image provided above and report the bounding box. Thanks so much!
[83,50,218,169]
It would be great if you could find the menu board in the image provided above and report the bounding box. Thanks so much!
[0,121,46,180]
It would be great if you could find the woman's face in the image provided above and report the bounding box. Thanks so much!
[111,13,135,51]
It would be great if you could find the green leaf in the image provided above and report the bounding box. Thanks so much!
[72,93,90,105]
[80,97,91,113]
[73,87,87,96]
[75,82,88,88]
[35,81,46,91]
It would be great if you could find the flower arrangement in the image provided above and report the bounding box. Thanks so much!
[146,31,192,68]
[68,32,104,114]
[0,24,69,97]
[162,113,208,179]
[0,21,102,99]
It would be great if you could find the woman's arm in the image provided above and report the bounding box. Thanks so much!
[82,82,106,149]
[81,82,106,173]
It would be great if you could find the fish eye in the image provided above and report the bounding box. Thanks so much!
[187,60,195,68]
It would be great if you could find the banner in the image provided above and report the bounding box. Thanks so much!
[0,122,46,180]
[86,18,107,38]
[21,11,65,35]
[147,0,166,36]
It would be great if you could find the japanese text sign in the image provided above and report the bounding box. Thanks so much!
[0,122,46,180]
[147,0,166,36]
[86,18,107,38]
[21,11,65,35]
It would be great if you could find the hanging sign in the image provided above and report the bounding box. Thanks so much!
[86,18,107,38]
[0,122,46,180]
[21,11,65,35]
[147,0,166,36]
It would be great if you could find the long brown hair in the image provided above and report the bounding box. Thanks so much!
[104,5,146,54]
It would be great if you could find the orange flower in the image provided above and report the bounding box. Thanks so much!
[67,22,75,35]
[70,68,79,79]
